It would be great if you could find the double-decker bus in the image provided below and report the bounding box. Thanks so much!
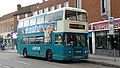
[17,7,88,61]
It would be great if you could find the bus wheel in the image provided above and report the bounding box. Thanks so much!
[23,48,28,58]
[46,50,52,61]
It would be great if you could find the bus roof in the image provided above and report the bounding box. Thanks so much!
[19,7,87,21]
[47,7,87,13]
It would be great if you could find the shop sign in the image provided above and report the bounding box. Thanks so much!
[109,22,114,35]
[93,22,110,30]
[114,19,120,28]
[92,18,120,31]
[108,17,114,35]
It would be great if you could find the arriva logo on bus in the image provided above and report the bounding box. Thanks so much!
[32,47,40,50]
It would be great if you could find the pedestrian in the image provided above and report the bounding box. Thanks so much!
[2,44,5,50]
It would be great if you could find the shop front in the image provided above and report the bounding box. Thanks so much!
[0,32,17,49]
[89,18,120,57]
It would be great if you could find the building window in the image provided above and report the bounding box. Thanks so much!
[50,6,55,11]
[17,15,20,21]
[44,7,48,13]
[39,9,43,14]
[45,0,48,2]
[101,0,106,13]
[64,1,69,7]
[39,0,43,3]
[3,25,6,32]
[33,11,37,16]
[101,0,109,16]
[25,14,28,17]
[75,0,82,8]
[57,3,62,9]
[11,24,14,32]
[18,20,24,28]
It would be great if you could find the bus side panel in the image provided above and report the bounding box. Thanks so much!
[51,33,65,60]
[52,45,65,60]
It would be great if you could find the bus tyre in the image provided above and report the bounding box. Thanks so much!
[46,50,52,61]
[23,48,28,58]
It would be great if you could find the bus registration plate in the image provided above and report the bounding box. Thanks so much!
[75,56,82,58]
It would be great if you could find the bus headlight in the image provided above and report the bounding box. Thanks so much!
[66,50,72,54]
[85,50,89,53]
[76,51,82,53]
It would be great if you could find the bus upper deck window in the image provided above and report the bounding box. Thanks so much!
[65,10,87,22]
[54,11,63,21]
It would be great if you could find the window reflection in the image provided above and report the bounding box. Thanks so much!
[65,34,87,46]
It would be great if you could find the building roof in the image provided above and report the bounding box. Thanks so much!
[0,11,16,21]
[14,3,39,15]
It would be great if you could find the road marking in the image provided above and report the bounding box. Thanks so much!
[15,60,31,65]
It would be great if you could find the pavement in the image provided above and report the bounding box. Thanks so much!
[0,49,120,68]
[88,54,120,68]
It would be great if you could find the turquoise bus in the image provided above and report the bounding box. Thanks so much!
[17,7,89,61]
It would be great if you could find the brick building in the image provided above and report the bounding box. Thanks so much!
[85,0,120,56]
[0,12,17,47]
[31,0,77,16]
[31,0,120,23]
[30,0,120,56]
[14,3,39,32]
[0,3,39,48]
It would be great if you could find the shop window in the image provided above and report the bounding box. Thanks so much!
[95,31,107,49]
[55,34,62,45]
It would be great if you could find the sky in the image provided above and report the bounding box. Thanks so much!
[0,0,41,17]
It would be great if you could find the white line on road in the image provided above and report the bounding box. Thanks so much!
[15,60,31,65]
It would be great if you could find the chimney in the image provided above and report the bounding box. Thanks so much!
[17,4,21,10]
